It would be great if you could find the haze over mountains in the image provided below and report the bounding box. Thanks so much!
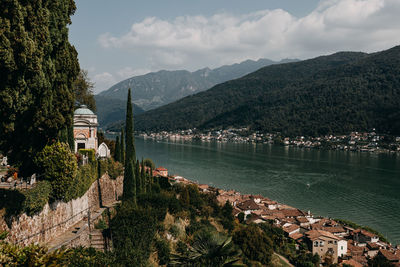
[133,46,400,136]
[97,58,297,110]
[96,58,297,128]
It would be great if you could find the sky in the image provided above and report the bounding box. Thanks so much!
[69,0,400,94]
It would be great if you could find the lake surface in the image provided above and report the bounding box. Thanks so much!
[135,138,400,244]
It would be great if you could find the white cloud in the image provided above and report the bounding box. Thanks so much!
[98,0,400,69]
[93,72,116,93]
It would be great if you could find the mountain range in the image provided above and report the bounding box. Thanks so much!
[97,58,297,111]
[96,58,297,129]
[133,46,400,136]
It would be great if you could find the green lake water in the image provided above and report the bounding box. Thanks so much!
[135,138,400,244]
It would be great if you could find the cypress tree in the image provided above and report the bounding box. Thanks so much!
[125,88,136,166]
[135,160,141,195]
[115,136,120,162]
[140,160,146,193]
[120,127,125,164]
[67,126,75,152]
[123,160,136,202]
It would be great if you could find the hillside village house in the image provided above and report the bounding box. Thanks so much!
[306,230,347,263]
[73,105,98,153]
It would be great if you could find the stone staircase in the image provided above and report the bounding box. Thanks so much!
[90,230,105,251]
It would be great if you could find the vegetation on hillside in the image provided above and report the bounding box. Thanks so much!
[0,0,80,174]
[134,46,400,137]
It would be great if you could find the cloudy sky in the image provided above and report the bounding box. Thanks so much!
[69,0,400,94]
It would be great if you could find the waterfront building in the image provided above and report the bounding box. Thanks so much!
[73,105,98,153]
[305,230,347,263]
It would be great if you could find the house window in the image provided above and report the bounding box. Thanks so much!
[334,241,337,244]
[320,241,324,246]
[341,246,343,250]
[314,241,319,247]
[328,241,333,244]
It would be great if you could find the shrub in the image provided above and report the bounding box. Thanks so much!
[78,149,96,163]
[35,142,77,201]
[65,163,97,201]
[155,238,171,265]
[99,158,123,179]
[95,219,108,230]
[143,158,155,169]
[233,225,273,265]
[23,181,52,216]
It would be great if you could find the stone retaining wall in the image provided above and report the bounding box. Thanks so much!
[0,173,123,246]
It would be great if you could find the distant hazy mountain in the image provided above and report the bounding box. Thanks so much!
[95,95,144,129]
[134,46,400,136]
[97,58,297,111]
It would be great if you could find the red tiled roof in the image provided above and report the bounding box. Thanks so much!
[289,232,304,240]
[380,250,400,262]
[156,167,168,171]
[340,259,363,267]
[283,224,300,234]
[305,230,340,241]
[237,199,259,211]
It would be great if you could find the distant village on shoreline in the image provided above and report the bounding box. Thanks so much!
[132,128,400,154]
[153,166,400,266]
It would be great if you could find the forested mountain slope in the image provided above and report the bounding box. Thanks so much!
[135,46,400,136]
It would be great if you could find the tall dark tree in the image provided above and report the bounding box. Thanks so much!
[140,160,146,193]
[125,88,136,165]
[123,160,136,201]
[115,136,121,162]
[120,127,125,164]
[73,69,96,111]
[67,126,75,151]
[0,0,80,174]
[135,159,141,195]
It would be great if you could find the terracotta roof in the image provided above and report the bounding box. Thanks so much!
[367,242,380,250]
[340,259,363,267]
[289,232,304,240]
[283,224,300,234]
[280,209,304,218]
[318,226,346,233]
[156,167,168,171]
[380,250,400,262]
[305,230,340,241]
[354,229,377,238]
[198,184,209,189]
[296,217,309,223]
[237,199,259,211]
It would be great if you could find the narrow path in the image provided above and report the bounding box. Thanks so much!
[47,208,104,252]
[274,253,294,267]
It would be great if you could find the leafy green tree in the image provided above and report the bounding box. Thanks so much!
[233,225,273,265]
[110,203,158,266]
[221,201,235,232]
[0,0,79,175]
[143,158,155,169]
[74,69,96,111]
[35,142,78,201]
[170,230,241,266]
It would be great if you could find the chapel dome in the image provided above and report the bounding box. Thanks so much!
[74,105,95,115]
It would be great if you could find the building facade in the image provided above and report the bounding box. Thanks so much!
[73,105,98,153]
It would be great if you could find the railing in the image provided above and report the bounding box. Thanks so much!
[15,206,93,244]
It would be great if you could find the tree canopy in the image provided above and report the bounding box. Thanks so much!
[0,0,79,174]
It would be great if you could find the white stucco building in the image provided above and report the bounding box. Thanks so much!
[73,105,98,153]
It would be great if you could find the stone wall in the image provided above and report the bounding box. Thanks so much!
[0,173,123,246]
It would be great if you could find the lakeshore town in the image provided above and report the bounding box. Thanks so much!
[136,128,400,154]
[150,166,400,267]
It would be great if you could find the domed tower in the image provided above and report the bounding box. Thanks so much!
[73,105,98,153]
